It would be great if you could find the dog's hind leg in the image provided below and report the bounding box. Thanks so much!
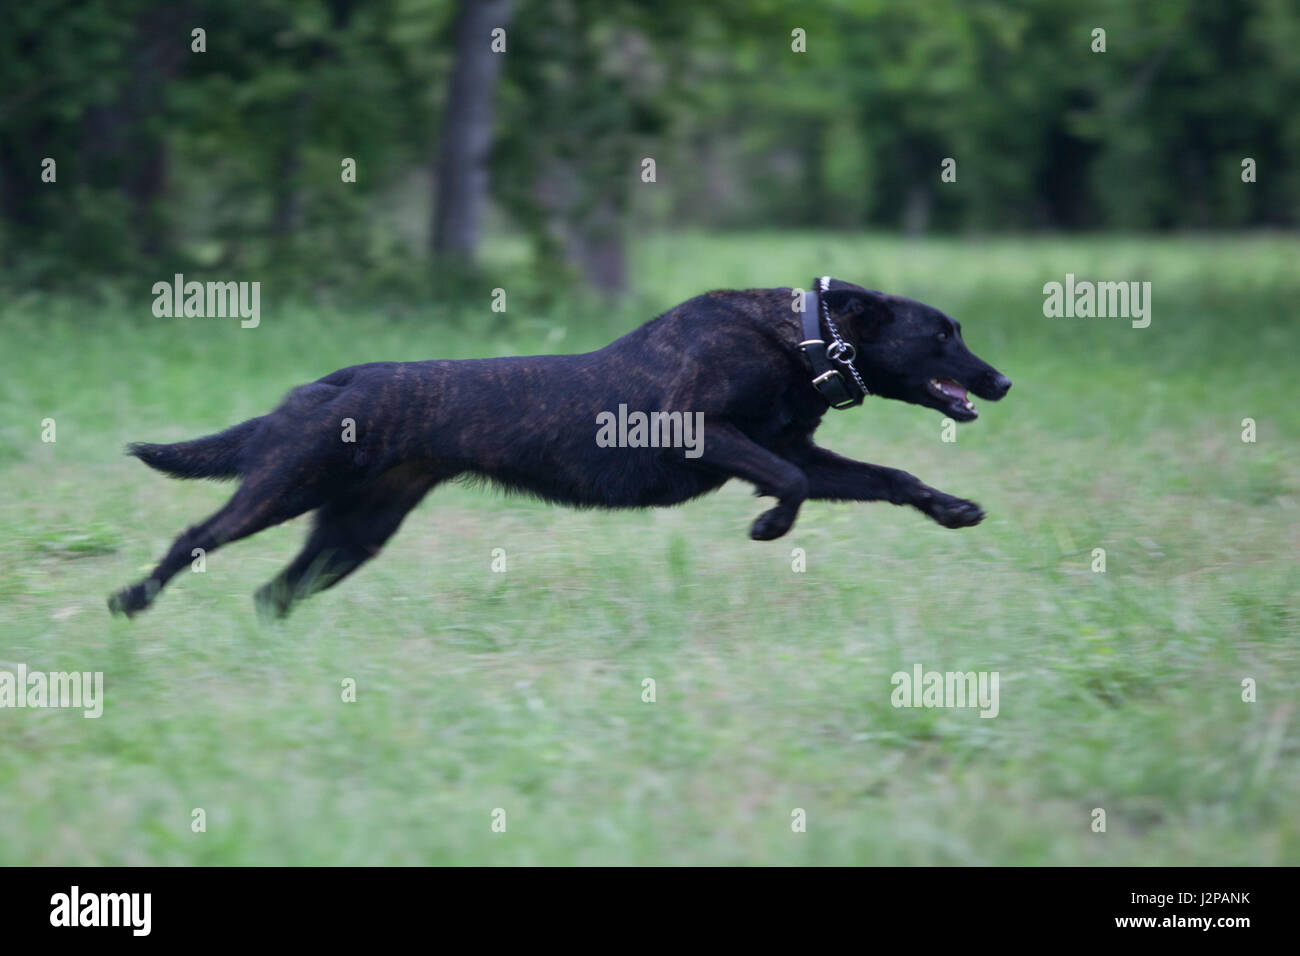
[791,443,984,529]
[254,467,438,619]
[693,425,808,540]
[108,472,324,617]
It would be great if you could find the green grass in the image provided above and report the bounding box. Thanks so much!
[0,232,1297,864]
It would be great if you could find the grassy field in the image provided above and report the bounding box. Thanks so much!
[1,232,1297,865]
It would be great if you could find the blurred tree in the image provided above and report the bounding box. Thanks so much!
[80,3,190,256]
[1,0,1297,295]
[432,0,513,262]
[492,0,685,293]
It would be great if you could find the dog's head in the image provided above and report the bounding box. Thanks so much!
[821,280,1011,422]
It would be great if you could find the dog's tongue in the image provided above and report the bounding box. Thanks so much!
[936,379,967,400]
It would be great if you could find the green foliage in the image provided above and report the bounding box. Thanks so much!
[3,0,1297,291]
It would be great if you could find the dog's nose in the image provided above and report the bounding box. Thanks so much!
[991,373,1012,398]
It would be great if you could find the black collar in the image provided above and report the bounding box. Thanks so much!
[799,276,868,409]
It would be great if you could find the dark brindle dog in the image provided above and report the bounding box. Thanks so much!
[109,277,1010,618]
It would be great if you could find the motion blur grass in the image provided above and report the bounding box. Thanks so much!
[1,232,1297,864]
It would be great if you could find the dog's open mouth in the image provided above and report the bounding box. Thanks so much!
[928,378,977,418]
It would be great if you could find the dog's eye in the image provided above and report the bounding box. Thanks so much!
[936,332,948,342]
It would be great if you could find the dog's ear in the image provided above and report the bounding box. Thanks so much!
[823,288,893,339]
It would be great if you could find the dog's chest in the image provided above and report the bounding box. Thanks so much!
[747,393,826,449]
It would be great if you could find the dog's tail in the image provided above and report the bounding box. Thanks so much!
[126,417,262,480]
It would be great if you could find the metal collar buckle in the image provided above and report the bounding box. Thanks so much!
[799,277,867,410]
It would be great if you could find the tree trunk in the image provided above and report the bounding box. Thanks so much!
[123,5,188,257]
[902,183,932,236]
[432,0,513,261]
[271,90,311,237]
[568,193,627,296]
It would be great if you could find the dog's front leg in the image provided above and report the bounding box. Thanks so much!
[694,425,808,540]
[791,444,984,529]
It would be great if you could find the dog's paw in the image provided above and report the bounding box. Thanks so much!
[750,506,797,541]
[254,583,293,622]
[928,496,985,529]
[107,579,158,618]
[106,592,131,617]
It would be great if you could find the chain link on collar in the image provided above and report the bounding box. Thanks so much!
[798,277,868,409]
[816,275,870,398]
